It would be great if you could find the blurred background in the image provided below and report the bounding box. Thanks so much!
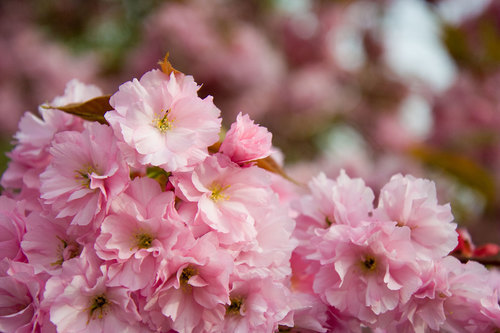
[1,0,499,244]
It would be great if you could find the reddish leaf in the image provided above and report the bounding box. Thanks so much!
[44,95,112,125]
[254,156,298,185]
[159,53,181,76]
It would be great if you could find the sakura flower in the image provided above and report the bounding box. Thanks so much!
[295,171,374,233]
[286,292,329,333]
[383,260,450,332]
[172,153,273,245]
[0,259,54,333]
[292,171,375,271]
[440,256,500,332]
[220,112,272,164]
[148,234,233,333]
[234,194,296,280]
[312,222,422,323]
[105,69,221,172]
[217,277,292,333]
[40,122,129,226]
[21,211,81,273]
[44,251,146,333]
[0,195,27,262]
[374,174,458,261]
[96,177,191,291]
[1,80,99,194]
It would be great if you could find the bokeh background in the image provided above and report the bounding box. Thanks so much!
[1,0,499,244]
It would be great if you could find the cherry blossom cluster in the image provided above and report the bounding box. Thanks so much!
[0,67,294,333]
[1,63,499,333]
[290,171,500,332]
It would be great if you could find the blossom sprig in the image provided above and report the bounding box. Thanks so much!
[1,55,500,333]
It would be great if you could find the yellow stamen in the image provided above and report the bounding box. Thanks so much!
[153,109,174,133]
[180,266,198,290]
[225,296,244,316]
[88,294,110,322]
[75,165,96,188]
[209,183,230,202]
[135,232,154,249]
[361,256,377,272]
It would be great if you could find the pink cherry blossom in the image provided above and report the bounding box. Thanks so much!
[374,174,458,261]
[295,171,374,232]
[0,259,54,333]
[217,277,292,333]
[381,260,450,332]
[96,177,191,291]
[1,80,98,194]
[440,256,500,332]
[286,292,329,333]
[105,69,221,171]
[172,153,273,245]
[312,222,422,323]
[220,112,273,164]
[40,122,129,226]
[0,195,27,262]
[21,211,81,273]
[43,249,147,333]
[233,194,296,280]
[148,234,233,333]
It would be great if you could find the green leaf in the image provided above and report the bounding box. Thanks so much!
[146,166,171,189]
[44,95,112,125]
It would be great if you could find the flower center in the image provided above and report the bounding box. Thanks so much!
[226,296,244,316]
[135,232,154,249]
[325,216,334,227]
[180,266,198,287]
[75,165,96,188]
[153,109,174,133]
[88,294,110,321]
[209,183,230,202]
[52,236,81,267]
[361,256,377,272]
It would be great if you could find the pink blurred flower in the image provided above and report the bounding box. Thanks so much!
[441,256,500,332]
[105,69,221,172]
[374,174,458,261]
[0,19,98,135]
[40,122,129,226]
[220,112,273,164]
